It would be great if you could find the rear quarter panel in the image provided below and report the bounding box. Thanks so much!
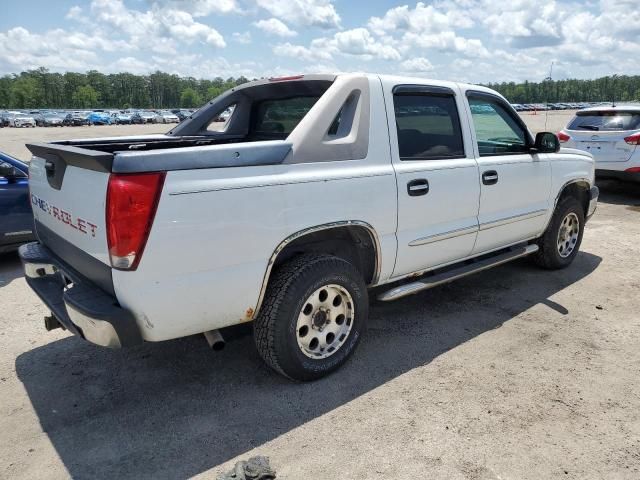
[113,77,398,341]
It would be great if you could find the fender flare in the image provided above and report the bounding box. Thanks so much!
[251,220,381,319]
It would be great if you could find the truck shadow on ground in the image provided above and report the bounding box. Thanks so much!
[0,252,23,289]
[16,252,601,480]
[596,179,640,207]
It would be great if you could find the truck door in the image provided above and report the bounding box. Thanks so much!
[464,91,551,255]
[386,82,481,278]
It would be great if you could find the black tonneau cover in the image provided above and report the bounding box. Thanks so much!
[26,139,293,173]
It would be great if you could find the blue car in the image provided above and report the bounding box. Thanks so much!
[86,112,112,125]
[0,152,34,253]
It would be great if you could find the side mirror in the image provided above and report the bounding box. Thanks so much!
[0,163,16,179]
[532,132,560,153]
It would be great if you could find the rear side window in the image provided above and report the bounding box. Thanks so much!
[207,104,236,132]
[252,96,321,137]
[568,111,640,131]
[393,94,465,160]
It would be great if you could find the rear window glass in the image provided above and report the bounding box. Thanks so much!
[252,96,320,136]
[568,111,640,131]
[207,104,236,132]
[393,94,465,160]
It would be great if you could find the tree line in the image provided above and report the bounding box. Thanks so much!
[486,75,640,104]
[0,68,251,110]
[1,68,639,109]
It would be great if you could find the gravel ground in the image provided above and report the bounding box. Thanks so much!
[0,123,169,161]
[1,111,639,479]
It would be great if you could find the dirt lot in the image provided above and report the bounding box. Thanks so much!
[1,112,639,479]
[0,123,169,161]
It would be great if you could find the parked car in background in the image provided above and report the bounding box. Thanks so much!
[129,112,146,124]
[212,107,234,122]
[8,113,36,128]
[157,110,179,123]
[86,112,112,125]
[172,109,192,121]
[0,152,34,253]
[138,111,161,123]
[0,112,9,127]
[63,112,90,126]
[559,105,640,183]
[111,112,133,125]
[34,113,64,127]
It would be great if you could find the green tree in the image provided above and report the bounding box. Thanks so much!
[180,87,202,108]
[0,68,637,110]
[72,85,100,108]
[10,76,42,108]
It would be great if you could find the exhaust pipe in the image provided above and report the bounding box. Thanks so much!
[204,329,225,351]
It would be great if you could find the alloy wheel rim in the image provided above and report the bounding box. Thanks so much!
[557,212,580,258]
[296,284,354,359]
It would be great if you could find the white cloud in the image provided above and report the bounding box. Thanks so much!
[65,6,83,20]
[232,31,252,44]
[0,26,132,73]
[368,1,473,35]
[400,57,434,73]
[255,0,340,29]
[253,18,297,37]
[273,42,332,62]
[402,31,490,58]
[276,27,402,64]
[329,28,401,60]
[88,0,226,51]
[152,0,240,16]
[483,0,565,47]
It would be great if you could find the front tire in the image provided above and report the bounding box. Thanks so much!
[254,254,368,381]
[533,196,585,269]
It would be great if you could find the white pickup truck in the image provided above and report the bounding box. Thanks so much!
[20,73,599,381]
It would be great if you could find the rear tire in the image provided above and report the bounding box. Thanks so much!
[533,196,585,269]
[254,254,368,381]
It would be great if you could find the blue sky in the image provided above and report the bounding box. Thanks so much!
[1,0,639,83]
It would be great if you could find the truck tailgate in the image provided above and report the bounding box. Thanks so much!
[27,143,113,288]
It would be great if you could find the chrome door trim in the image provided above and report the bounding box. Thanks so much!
[479,209,547,231]
[408,225,478,247]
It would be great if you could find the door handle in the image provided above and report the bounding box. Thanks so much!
[482,170,498,185]
[407,179,429,196]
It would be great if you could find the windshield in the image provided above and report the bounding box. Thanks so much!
[568,111,640,131]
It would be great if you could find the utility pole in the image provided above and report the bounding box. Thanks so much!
[544,61,554,131]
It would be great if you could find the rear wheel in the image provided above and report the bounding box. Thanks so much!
[533,196,585,269]
[254,254,368,381]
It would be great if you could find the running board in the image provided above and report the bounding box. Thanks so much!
[378,244,539,302]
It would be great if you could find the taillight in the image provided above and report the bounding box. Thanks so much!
[624,132,640,145]
[626,167,640,173]
[557,130,571,143]
[106,172,165,270]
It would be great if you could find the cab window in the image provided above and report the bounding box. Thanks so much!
[467,96,530,156]
[393,93,465,160]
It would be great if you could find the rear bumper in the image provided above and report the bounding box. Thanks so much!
[19,242,143,348]
[587,185,599,219]
[596,169,640,184]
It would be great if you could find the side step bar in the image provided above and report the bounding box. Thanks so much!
[378,244,539,302]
